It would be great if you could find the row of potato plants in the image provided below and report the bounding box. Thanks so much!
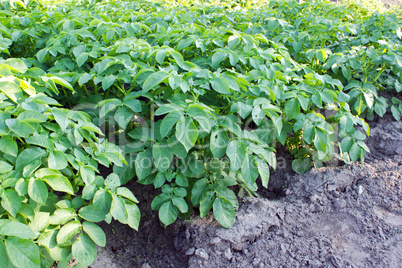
[0,0,401,267]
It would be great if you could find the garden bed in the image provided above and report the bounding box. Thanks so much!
[92,113,402,267]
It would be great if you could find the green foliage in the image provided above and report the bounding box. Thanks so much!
[0,0,401,266]
[0,60,139,267]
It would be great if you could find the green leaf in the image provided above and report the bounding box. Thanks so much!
[314,129,328,153]
[200,190,215,218]
[174,187,187,197]
[35,168,62,179]
[160,111,183,138]
[5,237,40,268]
[155,104,183,116]
[396,80,402,93]
[241,154,259,186]
[175,173,189,187]
[79,205,106,222]
[252,105,265,126]
[284,99,300,120]
[82,185,96,200]
[123,95,142,113]
[115,106,133,129]
[116,187,138,203]
[0,220,35,239]
[52,108,69,131]
[36,230,71,261]
[78,73,92,86]
[56,221,81,246]
[218,116,242,136]
[80,166,95,185]
[105,173,121,191]
[77,52,88,67]
[11,121,35,138]
[211,51,226,68]
[28,211,49,235]
[226,140,246,171]
[135,149,153,180]
[340,137,353,153]
[177,38,193,51]
[391,105,401,121]
[255,157,270,188]
[374,100,387,117]
[80,122,103,135]
[175,116,198,152]
[338,91,350,102]
[49,208,76,225]
[15,178,28,196]
[42,175,74,195]
[93,189,113,214]
[303,125,315,144]
[0,80,23,103]
[48,76,74,92]
[0,240,12,268]
[142,71,169,93]
[0,160,13,173]
[188,105,212,132]
[341,66,351,80]
[125,201,140,231]
[363,92,374,109]
[213,197,235,228]
[297,96,309,111]
[230,102,252,119]
[168,51,191,70]
[83,221,106,247]
[4,58,28,73]
[222,74,240,91]
[151,193,170,211]
[211,77,231,95]
[154,172,166,188]
[28,179,48,205]
[25,134,53,150]
[72,234,97,266]
[158,201,178,226]
[292,158,311,174]
[153,142,173,172]
[111,195,128,224]
[102,75,116,90]
[215,187,238,208]
[155,49,166,65]
[316,49,327,62]
[189,159,204,175]
[24,67,46,79]
[172,196,188,213]
[17,110,47,123]
[168,136,188,159]
[210,129,230,159]
[16,147,46,173]
[73,45,86,58]
[349,143,362,162]
[0,136,18,157]
[48,151,68,170]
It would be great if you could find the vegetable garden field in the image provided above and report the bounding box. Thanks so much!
[0,0,401,267]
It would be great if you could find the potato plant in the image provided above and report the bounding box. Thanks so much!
[0,0,401,267]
